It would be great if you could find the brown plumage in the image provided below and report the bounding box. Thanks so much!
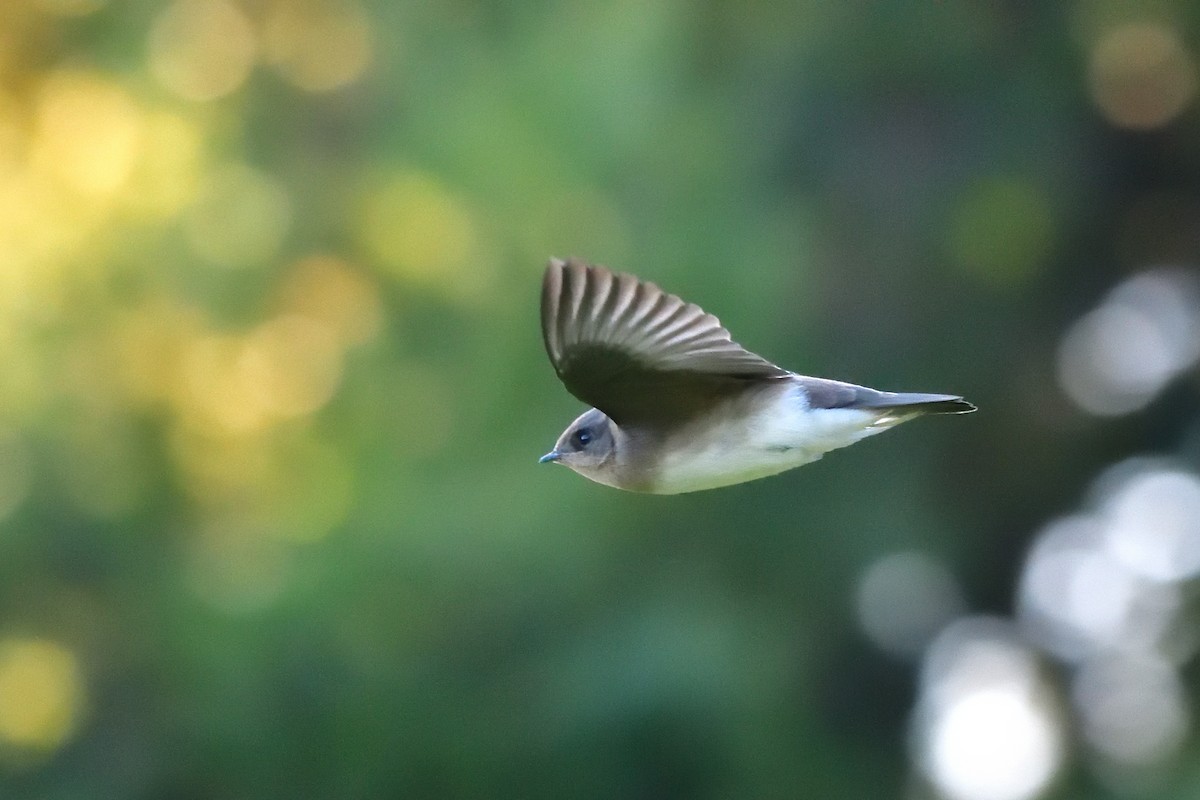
[539,258,974,493]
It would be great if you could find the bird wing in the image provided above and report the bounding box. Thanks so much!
[541,258,790,427]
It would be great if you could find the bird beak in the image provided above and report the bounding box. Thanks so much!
[538,450,561,464]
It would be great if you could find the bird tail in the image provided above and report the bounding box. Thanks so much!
[874,393,976,415]
[863,393,975,429]
[797,377,975,415]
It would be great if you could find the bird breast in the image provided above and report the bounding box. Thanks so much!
[644,381,884,494]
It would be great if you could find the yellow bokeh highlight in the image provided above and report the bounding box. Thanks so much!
[184,163,292,268]
[32,0,107,16]
[180,333,273,434]
[176,318,342,436]
[0,638,84,752]
[116,284,354,450]
[148,0,256,101]
[948,177,1054,288]
[30,70,143,197]
[0,171,95,316]
[114,298,207,409]
[0,92,25,182]
[359,171,484,300]
[1089,23,1197,130]
[242,314,343,419]
[263,0,374,93]
[171,425,274,505]
[122,111,205,219]
[0,321,48,426]
[276,254,383,347]
[171,425,354,543]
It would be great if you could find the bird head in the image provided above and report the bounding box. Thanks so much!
[540,408,617,480]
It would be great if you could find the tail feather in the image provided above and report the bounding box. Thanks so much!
[877,393,976,415]
[865,394,975,430]
[797,376,976,415]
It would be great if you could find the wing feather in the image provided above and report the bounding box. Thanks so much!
[541,258,790,426]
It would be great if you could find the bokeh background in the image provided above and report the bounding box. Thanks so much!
[1,1,1200,798]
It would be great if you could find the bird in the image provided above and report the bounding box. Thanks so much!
[538,258,975,494]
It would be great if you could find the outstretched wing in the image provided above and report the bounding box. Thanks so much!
[541,258,790,427]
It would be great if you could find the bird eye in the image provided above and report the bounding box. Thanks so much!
[572,429,593,449]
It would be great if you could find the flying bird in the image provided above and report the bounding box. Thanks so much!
[539,258,974,493]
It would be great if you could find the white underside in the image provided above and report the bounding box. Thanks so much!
[648,388,904,494]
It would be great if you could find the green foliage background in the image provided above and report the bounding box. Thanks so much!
[1,1,1199,798]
